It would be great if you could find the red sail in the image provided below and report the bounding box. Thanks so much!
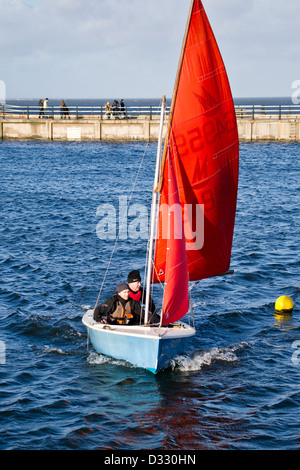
[161,147,189,325]
[153,0,239,285]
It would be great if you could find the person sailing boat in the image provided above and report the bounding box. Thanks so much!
[93,283,142,325]
[83,0,238,373]
[127,270,160,323]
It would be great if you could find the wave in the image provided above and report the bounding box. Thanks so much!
[87,351,136,370]
[86,343,249,374]
[171,342,248,372]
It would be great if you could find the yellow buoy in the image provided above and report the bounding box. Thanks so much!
[275,296,294,313]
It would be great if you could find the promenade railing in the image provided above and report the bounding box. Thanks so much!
[0,104,168,120]
[1,103,300,120]
[234,104,300,119]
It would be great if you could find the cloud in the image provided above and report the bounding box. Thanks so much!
[0,0,299,98]
[0,0,191,97]
[1,0,188,57]
[205,0,300,97]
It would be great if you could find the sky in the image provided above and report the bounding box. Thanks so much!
[0,0,299,99]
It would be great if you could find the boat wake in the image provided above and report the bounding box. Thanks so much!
[171,342,248,372]
[87,351,136,370]
[86,342,248,374]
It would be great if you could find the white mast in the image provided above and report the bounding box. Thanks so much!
[144,95,166,324]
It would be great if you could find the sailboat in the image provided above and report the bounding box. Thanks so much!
[82,0,239,374]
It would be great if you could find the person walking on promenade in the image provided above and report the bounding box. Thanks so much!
[105,101,112,119]
[38,99,44,118]
[43,98,48,118]
[120,99,126,119]
[60,100,70,119]
[112,100,119,118]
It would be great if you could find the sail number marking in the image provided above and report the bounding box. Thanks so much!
[174,110,237,213]
[175,110,236,156]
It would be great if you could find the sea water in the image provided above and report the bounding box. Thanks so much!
[0,139,299,450]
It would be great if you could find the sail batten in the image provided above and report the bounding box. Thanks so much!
[153,0,239,324]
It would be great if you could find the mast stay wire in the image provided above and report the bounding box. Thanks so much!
[93,141,150,311]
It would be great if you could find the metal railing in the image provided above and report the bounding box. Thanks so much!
[0,104,169,120]
[1,103,300,120]
[235,104,300,119]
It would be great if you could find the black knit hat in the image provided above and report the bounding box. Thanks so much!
[127,270,141,283]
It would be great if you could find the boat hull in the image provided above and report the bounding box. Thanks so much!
[82,310,195,373]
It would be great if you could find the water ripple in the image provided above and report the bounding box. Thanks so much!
[0,141,299,450]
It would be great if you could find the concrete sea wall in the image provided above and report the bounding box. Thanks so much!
[237,119,300,142]
[0,118,165,142]
[1,117,300,142]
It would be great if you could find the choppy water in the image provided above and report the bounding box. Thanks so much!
[0,140,299,451]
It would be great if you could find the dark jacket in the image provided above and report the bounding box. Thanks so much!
[94,294,144,325]
[129,287,160,323]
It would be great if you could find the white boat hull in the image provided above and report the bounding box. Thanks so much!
[82,310,195,373]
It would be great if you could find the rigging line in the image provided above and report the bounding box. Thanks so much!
[190,297,195,328]
[188,281,200,292]
[93,142,150,311]
[141,245,149,325]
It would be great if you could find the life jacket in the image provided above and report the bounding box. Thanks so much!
[110,299,133,325]
[129,288,142,303]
